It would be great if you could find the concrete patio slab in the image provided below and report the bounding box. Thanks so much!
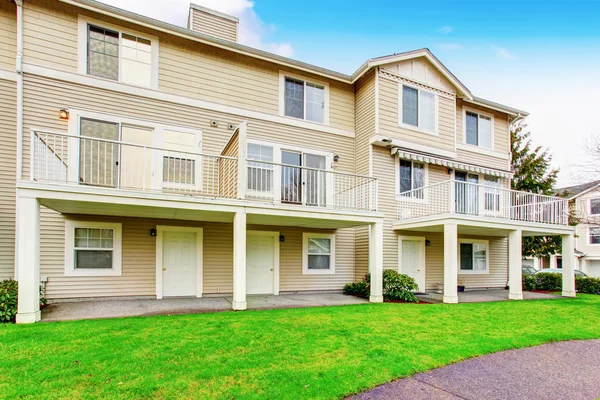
[417,289,562,304]
[350,340,600,400]
[41,293,368,322]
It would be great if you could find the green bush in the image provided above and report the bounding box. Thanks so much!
[522,274,537,291]
[535,272,563,291]
[344,270,419,303]
[342,281,369,299]
[576,276,600,295]
[0,279,18,323]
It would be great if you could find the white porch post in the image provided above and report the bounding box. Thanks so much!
[508,229,523,300]
[15,196,41,324]
[443,222,458,304]
[368,221,383,303]
[561,233,576,297]
[232,211,247,310]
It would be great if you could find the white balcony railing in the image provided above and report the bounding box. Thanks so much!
[30,130,378,212]
[246,159,378,211]
[31,130,239,198]
[397,180,568,226]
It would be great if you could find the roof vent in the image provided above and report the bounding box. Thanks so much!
[188,3,239,43]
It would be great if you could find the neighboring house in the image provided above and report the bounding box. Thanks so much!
[0,0,575,324]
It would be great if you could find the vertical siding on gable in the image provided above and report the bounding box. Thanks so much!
[0,0,16,72]
[191,9,237,42]
[379,74,456,154]
[0,79,16,280]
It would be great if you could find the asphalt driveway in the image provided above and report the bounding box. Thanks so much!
[350,340,600,400]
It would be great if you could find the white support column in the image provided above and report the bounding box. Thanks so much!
[15,196,41,324]
[368,221,383,303]
[508,229,523,300]
[232,211,247,310]
[443,222,458,304]
[561,233,576,297]
[236,121,248,200]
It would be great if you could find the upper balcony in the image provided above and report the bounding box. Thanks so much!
[395,180,570,234]
[26,124,378,218]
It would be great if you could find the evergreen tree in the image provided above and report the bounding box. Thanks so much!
[510,119,561,258]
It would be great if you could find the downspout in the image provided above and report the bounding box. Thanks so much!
[14,0,23,279]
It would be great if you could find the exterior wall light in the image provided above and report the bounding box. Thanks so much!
[333,155,340,162]
[150,228,157,237]
[59,109,69,120]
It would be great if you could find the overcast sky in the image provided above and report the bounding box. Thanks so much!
[99,0,600,187]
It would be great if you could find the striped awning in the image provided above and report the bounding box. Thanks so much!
[394,149,512,179]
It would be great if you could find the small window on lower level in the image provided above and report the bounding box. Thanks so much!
[459,239,489,274]
[302,232,335,275]
[65,221,122,276]
[590,227,600,244]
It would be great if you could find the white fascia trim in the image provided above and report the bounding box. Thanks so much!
[22,63,355,139]
[77,15,160,90]
[64,220,123,276]
[374,67,380,134]
[0,69,17,81]
[456,143,509,160]
[463,98,520,117]
[457,238,490,275]
[278,70,330,125]
[302,232,336,275]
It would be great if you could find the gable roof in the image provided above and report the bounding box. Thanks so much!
[555,180,600,199]
[59,0,527,116]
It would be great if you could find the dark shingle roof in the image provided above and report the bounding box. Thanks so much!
[555,180,600,198]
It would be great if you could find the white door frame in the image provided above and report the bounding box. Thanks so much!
[247,230,280,295]
[155,225,204,299]
[398,236,426,291]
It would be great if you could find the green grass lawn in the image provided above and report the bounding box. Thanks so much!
[1,295,600,400]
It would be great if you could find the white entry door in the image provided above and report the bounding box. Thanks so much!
[247,233,277,295]
[162,231,198,297]
[399,237,426,292]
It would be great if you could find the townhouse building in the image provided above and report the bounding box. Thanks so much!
[0,0,575,323]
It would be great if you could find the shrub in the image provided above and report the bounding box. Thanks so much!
[0,279,18,323]
[343,281,369,299]
[534,272,563,291]
[576,276,600,295]
[344,270,419,303]
[522,274,537,291]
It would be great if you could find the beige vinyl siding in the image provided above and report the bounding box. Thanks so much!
[0,0,16,72]
[21,0,355,131]
[43,216,354,299]
[353,69,376,280]
[456,99,511,171]
[190,8,237,42]
[379,73,456,154]
[573,192,600,254]
[0,79,16,280]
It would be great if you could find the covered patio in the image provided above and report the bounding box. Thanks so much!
[41,293,369,322]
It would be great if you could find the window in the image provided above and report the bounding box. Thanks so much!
[65,221,122,276]
[465,110,492,149]
[400,85,436,133]
[398,159,426,199]
[302,233,335,275]
[590,227,600,244]
[459,239,489,274]
[247,143,274,194]
[590,198,600,215]
[281,74,327,123]
[484,176,501,212]
[162,129,201,188]
[81,18,156,88]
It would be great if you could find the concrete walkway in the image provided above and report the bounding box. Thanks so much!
[417,289,562,303]
[350,340,600,400]
[41,293,368,322]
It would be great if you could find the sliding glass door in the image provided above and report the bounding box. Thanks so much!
[455,171,479,214]
[281,151,302,203]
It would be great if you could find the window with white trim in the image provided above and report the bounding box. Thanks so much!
[465,111,492,149]
[282,76,326,123]
[590,227,600,244]
[459,239,489,274]
[302,233,335,274]
[65,221,122,276]
[398,159,426,199]
[85,22,155,88]
[590,198,600,215]
[400,85,436,133]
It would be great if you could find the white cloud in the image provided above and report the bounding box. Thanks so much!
[96,0,294,57]
[491,45,515,60]
[436,26,453,34]
[438,43,464,51]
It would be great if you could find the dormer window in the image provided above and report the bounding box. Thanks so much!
[399,85,437,134]
[280,73,329,124]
